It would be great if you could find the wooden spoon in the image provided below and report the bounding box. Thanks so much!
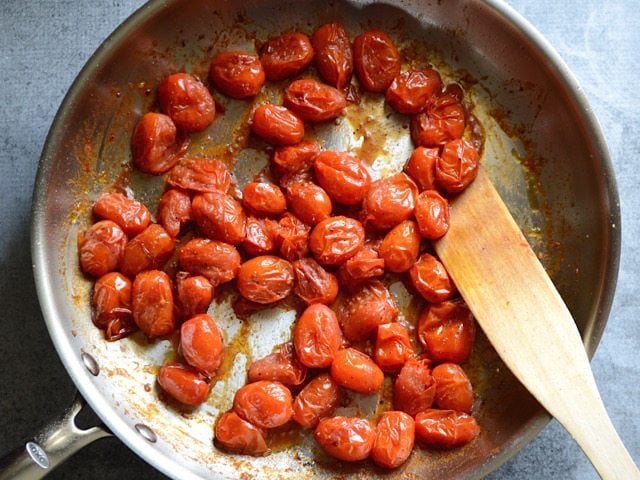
[434,166,639,480]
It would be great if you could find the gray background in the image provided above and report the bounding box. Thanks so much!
[0,0,637,478]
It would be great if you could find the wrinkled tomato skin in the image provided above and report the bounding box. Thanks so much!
[312,23,353,91]
[214,411,268,455]
[418,299,476,364]
[132,270,175,338]
[158,73,215,132]
[242,216,279,256]
[331,348,384,394]
[293,304,343,368]
[93,192,151,237]
[167,157,231,194]
[415,190,450,240]
[386,68,442,115]
[436,139,480,194]
[371,411,415,469]
[178,238,241,286]
[209,51,265,99]
[337,247,384,287]
[120,224,175,278]
[157,189,192,238]
[292,373,341,429]
[411,94,465,148]
[77,220,127,278]
[378,220,420,273]
[414,409,479,448]
[260,32,314,81]
[292,257,338,305]
[272,140,319,176]
[248,342,306,387]
[236,255,294,304]
[405,147,439,192]
[362,173,418,231]
[309,216,365,266]
[175,272,214,319]
[287,182,332,226]
[92,272,132,329]
[233,381,293,429]
[242,182,287,216]
[284,79,347,123]
[191,191,246,245]
[157,362,209,406]
[104,316,138,342]
[393,358,436,417]
[132,112,179,175]
[353,30,401,93]
[277,213,310,262]
[409,253,456,303]
[251,105,304,146]
[432,363,474,413]
[180,313,224,376]
[313,151,371,206]
[374,323,414,373]
[314,416,375,462]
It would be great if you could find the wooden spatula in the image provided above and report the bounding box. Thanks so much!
[433,166,639,480]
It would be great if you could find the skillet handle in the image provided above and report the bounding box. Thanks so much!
[0,392,112,479]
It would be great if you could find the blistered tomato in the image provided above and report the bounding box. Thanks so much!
[277,213,310,262]
[436,139,480,194]
[378,220,421,273]
[353,30,401,93]
[209,51,265,99]
[248,342,306,387]
[260,32,314,81]
[93,192,151,236]
[214,411,268,455]
[337,247,385,287]
[180,313,224,376]
[251,104,304,146]
[284,79,347,122]
[331,348,384,394]
[409,253,456,303]
[233,381,293,429]
[77,220,127,278]
[313,151,371,206]
[242,216,279,256]
[157,189,192,238]
[178,238,241,286]
[432,363,474,413]
[157,362,209,406]
[120,224,175,278]
[272,139,319,176]
[292,257,338,305]
[158,73,215,132]
[311,23,353,90]
[414,409,479,448]
[131,112,179,175]
[236,255,294,304]
[404,147,439,192]
[92,272,132,329]
[362,172,418,231]
[386,68,442,115]
[175,272,214,319]
[393,358,435,417]
[374,322,414,373]
[411,94,465,147]
[132,270,175,337]
[293,304,343,368]
[314,417,375,461]
[292,373,341,429]
[309,216,365,266]
[371,411,415,469]
[191,191,246,245]
[167,157,231,194]
[415,190,450,240]
[242,182,287,216]
[286,182,332,226]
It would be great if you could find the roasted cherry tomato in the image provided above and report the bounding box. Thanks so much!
[362,172,418,231]
[158,73,215,132]
[248,342,306,387]
[311,23,353,91]
[157,362,209,406]
[386,68,442,115]
[120,224,175,278]
[104,316,138,342]
[314,416,375,462]
[209,51,265,99]
[272,139,319,176]
[77,220,127,278]
[432,363,474,413]
[167,157,231,194]
[292,257,338,305]
[313,151,371,206]
[180,313,224,376]
[92,272,132,329]
[251,104,304,146]
[415,190,450,240]
[374,323,414,373]
[408,252,456,303]
[286,182,332,226]
[131,112,179,175]
[336,280,398,342]
[178,238,241,286]
[414,409,479,448]
[353,30,401,93]
[157,189,191,238]
[436,139,480,194]
[292,373,341,429]
[277,213,310,262]
[242,182,287,216]
[236,255,294,304]
[260,32,314,81]
[337,247,384,287]
[331,347,384,394]
[378,220,421,273]
[417,299,476,364]
[191,191,246,245]
[93,192,151,236]
[214,411,268,455]
[371,411,415,469]
[233,381,293,429]
[132,270,175,337]
[309,216,365,266]
[404,147,439,191]
[242,216,279,256]
[283,79,347,123]
[393,358,435,417]
[411,94,465,147]
[293,304,343,368]
[175,272,214,319]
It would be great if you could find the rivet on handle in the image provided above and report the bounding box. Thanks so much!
[135,424,157,443]
[80,352,100,376]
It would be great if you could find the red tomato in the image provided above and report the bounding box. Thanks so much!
[131,112,179,175]
[178,238,241,286]
[120,224,175,278]
[417,299,476,364]
[311,23,353,91]
[242,216,279,256]
[104,316,138,342]
[309,216,365,266]
[209,51,265,99]
[191,191,246,245]
[158,73,215,132]
[132,270,175,337]
[415,190,450,240]
[436,139,480,194]
[286,182,332,226]
[414,409,479,448]
[378,220,421,273]
[157,362,209,406]
[393,358,435,417]
[432,363,474,413]
[236,255,294,304]
[175,272,214,319]
[313,151,371,206]
[271,139,318,176]
[371,411,415,469]
[233,381,293,429]
[314,416,375,461]
[251,104,304,146]
[362,172,418,230]
[180,313,224,376]
[411,94,465,147]
[92,272,132,329]
[386,68,442,115]
[331,348,384,394]
[293,304,343,368]
[157,189,191,238]
[214,411,268,455]
[404,147,439,191]
[292,373,341,429]
[374,323,414,373]
[260,32,314,81]
[353,30,401,93]
[167,157,231,194]
[283,79,347,122]
[242,182,287,216]
[93,192,151,236]
[77,220,127,278]
[276,213,310,262]
[408,253,456,303]
[336,247,385,287]
[248,342,306,387]
[292,257,338,305]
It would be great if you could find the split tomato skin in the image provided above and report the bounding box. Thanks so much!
[378,220,421,273]
[313,151,371,206]
[157,362,210,406]
[312,23,353,90]
[131,112,179,175]
[415,189,450,240]
[292,373,341,429]
[247,342,307,387]
[78,220,127,278]
[251,105,305,146]
[432,363,474,413]
[386,68,442,115]
[92,272,132,329]
[260,32,315,81]
[209,51,265,99]
[393,358,436,417]
[120,224,175,278]
[284,79,347,123]
[178,238,241,287]
[371,411,415,469]
[236,255,294,304]
[158,72,215,132]
[93,192,151,237]
[404,147,439,192]
[418,299,476,364]
[214,411,268,455]
[293,303,343,369]
[353,29,401,93]
[309,215,365,266]
[414,409,480,448]
[292,257,339,305]
[157,189,192,238]
[233,381,294,429]
[314,416,376,462]
[374,322,414,373]
[409,252,456,303]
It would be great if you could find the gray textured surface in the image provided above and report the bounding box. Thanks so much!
[0,0,637,478]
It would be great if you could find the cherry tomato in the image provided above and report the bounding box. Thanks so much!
[309,216,365,266]
[209,51,265,99]
[314,416,375,461]
[286,182,332,226]
[157,189,191,238]
[277,213,310,262]
[411,94,465,147]
[132,270,175,337]
[180,313,224,376]
[178,238,241,286]
[292,373,341,429]
[331,348,384,394]
[157,362,209,406]
[292,257,338,305]
[248,342,306,387]
[293,304,342,368]
[167,157,231,194]
[386,68,442,115]
[432,363,474,413]
[336,247,385,287]
[175,272,214,319]
[378,220,421,273]
[404,147,439,192]
[236,255,294,304]
[311,23,353,91]
[233,381,293,429]
[77,220,127,278]
[415,190,450,240]
[408,252,456,303]
[242,182,287,216]
[158,73,215,132]
[393,358,435,417]
[414,409,479,448]
[92,272,132,329]
[272,139,319,177]
[374,323,414,373]
[362,172,418,231]
[104,316,138,342]
[120,224,175,278]
[191,191,246,245]
[313,151,371,206]
[251,104,304,146]
[131,112,179,175]
[242,216,279,256]
[93,192,151,236]
[353,30,401,93]
[336,280,398,342]
[436,139,480,194]
[371,411,415,469]
[214,411,268,455]
[417,299,476,364]
[260,32,314,81]
[283,79,347,123]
